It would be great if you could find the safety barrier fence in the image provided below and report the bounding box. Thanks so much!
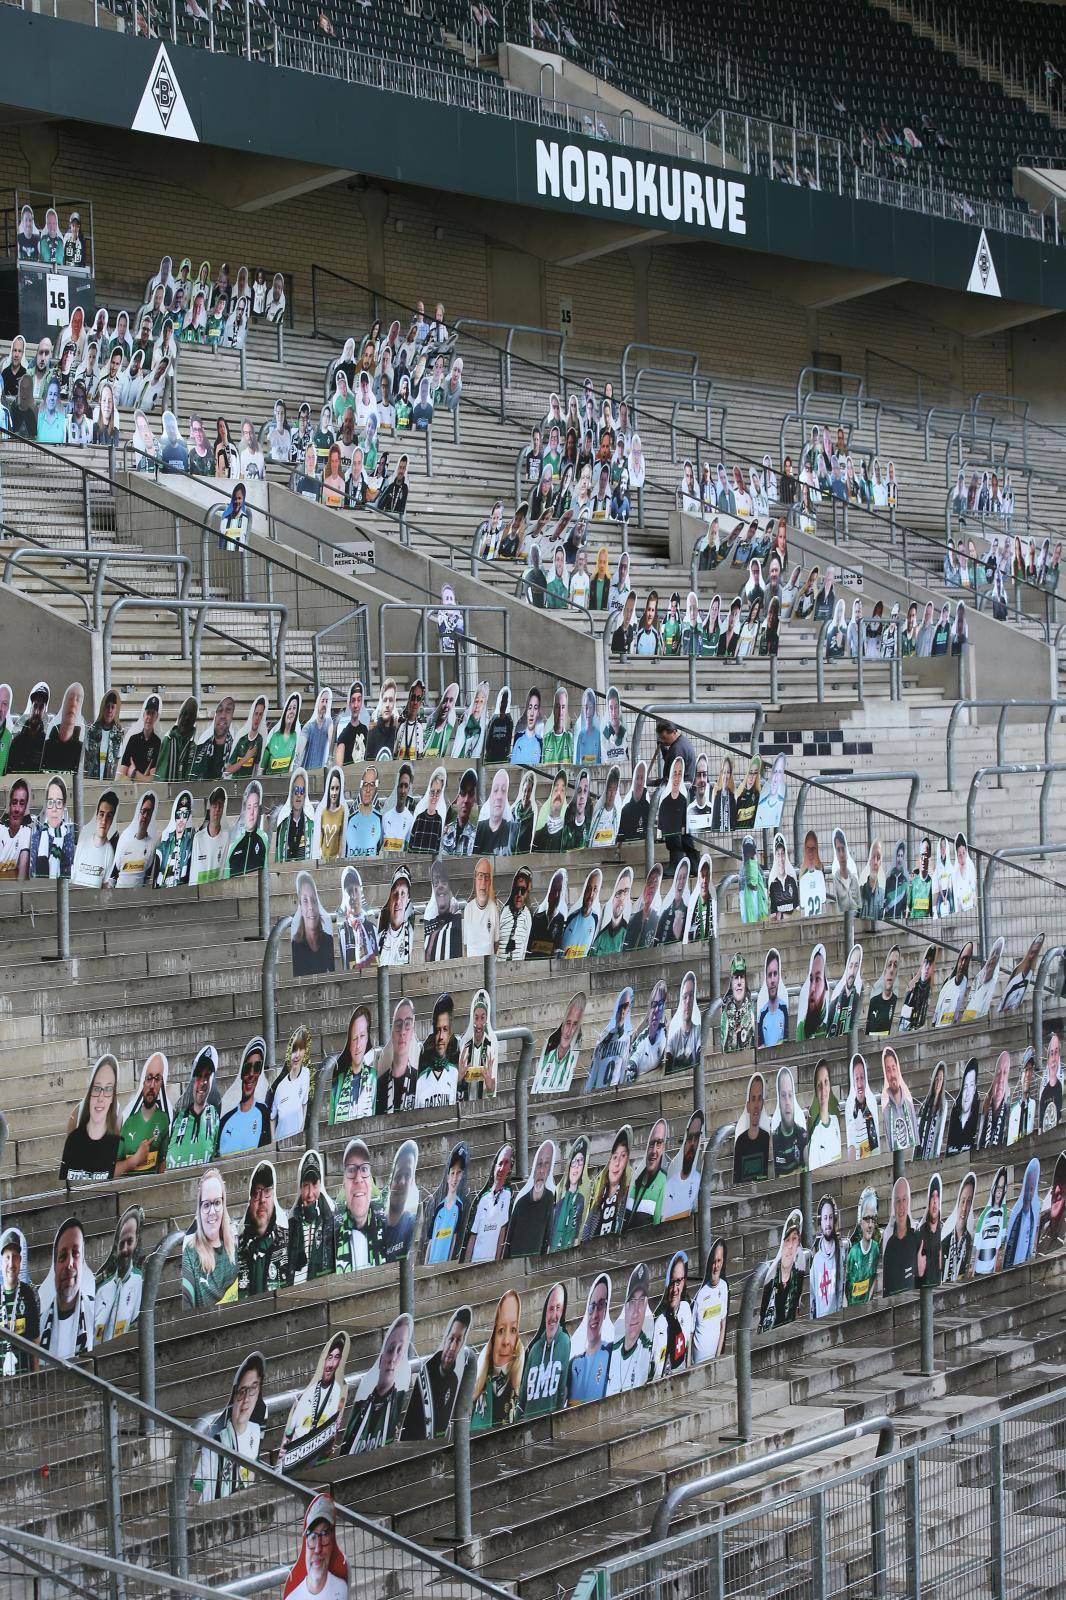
[575,1380,1066,1600]
[0,1325,513,1600]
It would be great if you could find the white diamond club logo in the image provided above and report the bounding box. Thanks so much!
[967,227,1001,297]
[132,44,199,141]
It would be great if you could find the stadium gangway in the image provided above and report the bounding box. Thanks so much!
[310,603,372,699]
[376,599,514,693]
[982,850,1066,959]
[796,366,879,447]
[2,543,191,630]
[0,1326,511,1600]
[944,698,1066,790]
[964,760,1066,849]
[576,1379,1066,1600]
[453,316,567,398]
[601,615,767,705]
[621,343,700,404]
[669,389,729,463]
[816,617,903,704]
[629,702,765,770]
[647,1414,896,1542]
[101,595,289,708]
[791,769,921,869]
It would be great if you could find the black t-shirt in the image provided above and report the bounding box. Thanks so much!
[657,792,687,839]
[121,730,162,776]
[617,795,649,843]
[2,362,26,400]
[376,1064,417,1115]
[507,1189,552,1258]
[866,992,897,1035]
[6,723,46,773]
[335,719,367,764]
[41,729,83,774]
[60,1125,120,1183]
[473,817,510,855]
[916,1221,942,1287]
[366,720,397,760]
[733,1128,770,1183]
[484,715,513,764]
[772,1122,806,1176]
[882,1225,918,1296]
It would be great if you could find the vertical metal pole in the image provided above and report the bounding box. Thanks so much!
[904,1455,921,1600]
[893,1146,905,1185]
[101,1394,126,1599]
[169,1435,196,1577]
[920,1285,934,1375]
[376,962,390,1043]
[483,952,497,1018]
[800,1166,814,1249]
[244,0,251,57]
[73,763,84,830]
[398,1251,415,1319]
[810,1490,827,1600]
[453,1354,477,1544]
[870,1457,888,1598]
[257,862,270,940]
[513,1033,533,1181]
[208,0,214,50]
[56,876,70,960]
[989,1421,1005,1600]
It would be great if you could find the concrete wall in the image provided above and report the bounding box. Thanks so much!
[786,523,1054,705]
[115,472,599,693]
[0,581,99,710]
[0,121,1016,385]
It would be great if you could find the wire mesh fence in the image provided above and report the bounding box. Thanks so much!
[583,1387,1066,1600]
[0,1328,510,1600]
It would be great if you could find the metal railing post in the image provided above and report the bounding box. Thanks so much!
[257,860,271,940]
[919,1284,934,1375]
[800,1165,814,1250]
[244,0,251,58]
[101,1393,126,1598]
[55,877,70,961]
[138,1229,186,1418]
[169,1435,197,1578]
[697,1123,734,1275]
[1032,945,1064,1069]
[736,1261,771,1442]
[904,1454,921,1600]
[260,917,288,1073]
[989,1420,1006,1600]
[399,1251,415,1320]
[377,962,391,1044]
[453,1354,477,1546]
[483,952,496,1018]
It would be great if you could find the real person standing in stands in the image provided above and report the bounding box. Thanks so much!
[181,1167,237,1311]
[881,1177,919,1296]
[653,719,696,787]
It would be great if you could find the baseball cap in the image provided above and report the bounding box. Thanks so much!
[730,953,747,976]
[0,1227,22,1254]
[250,1163,274,1192]
[626,1263,650,1301]
[301,1153,322,1183]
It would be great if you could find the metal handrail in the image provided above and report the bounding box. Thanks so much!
[0,547,93,626]
[649,1415,896,1542]
[137,1227,186,1415]
[102,596,288,706]
[965,760,1066,848]
[453,317,566,392]
[2,545,191,630]
[735,1259,771,1442]
[0,1326,511,1600]
[516,574,596,637]
[796,364,866,420]
[631,702,765,765]
[0,1525,232,1599]
[376,600,514,686]
[1032,945,1066,1068]
[669,392,728,462]
[792,770,921,868]
[981,849,1066,960]
[621,342,699,402]
[945,699,1065,790]
[696,1121,735,1275]
[311,603,372,697]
